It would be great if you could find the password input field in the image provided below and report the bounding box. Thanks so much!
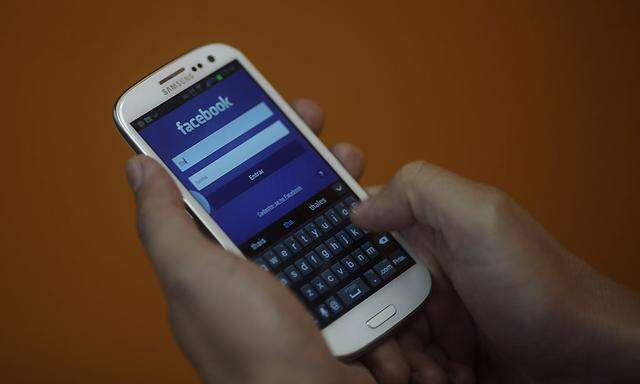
[188,120,290,191]
[172,102,273,172]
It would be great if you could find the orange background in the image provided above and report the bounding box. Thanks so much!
[1,1,638,382]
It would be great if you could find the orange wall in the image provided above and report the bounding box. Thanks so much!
[1,1,638,381]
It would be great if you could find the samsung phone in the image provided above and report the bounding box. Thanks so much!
[113,43,431,357]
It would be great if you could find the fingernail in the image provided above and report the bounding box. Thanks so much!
[125,157,144,192]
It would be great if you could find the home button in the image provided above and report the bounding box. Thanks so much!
[366,305,397,328]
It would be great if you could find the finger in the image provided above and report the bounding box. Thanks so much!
[446,361,476,384]
[395,323,447,384]
[423,344,449,367]
[126,155,217,276]
[405,351,447,384]
[425,300,477,368]
[365,185,383,196]
[398,311,432,347]
[291,98,324,135]
[397,323,425,353]
[331,142,365,180]
[361,338,410,384]
[351,160,496,235]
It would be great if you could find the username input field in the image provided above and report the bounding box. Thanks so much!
[188,120,290,191]
[172,102,273,172]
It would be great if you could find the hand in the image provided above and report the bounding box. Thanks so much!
[352,162,640,383]
[125,99,374,384]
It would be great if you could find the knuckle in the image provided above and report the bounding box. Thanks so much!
[478,186,513,229]
[161,265,198,303]
[135,204,155,240]
[396,160,429,190]
[398,160,428,180]
[160,251,237,305]
[397,160,440,185]
[135,194,184,244]
[136,209,161,250]
[396,160,443,199]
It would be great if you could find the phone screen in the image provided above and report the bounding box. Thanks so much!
[131,60,415,327]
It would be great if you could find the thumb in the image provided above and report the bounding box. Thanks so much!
[351,161,498,241]
[125,155,217,277]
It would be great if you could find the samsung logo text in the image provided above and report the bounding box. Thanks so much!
[161,73,195,95]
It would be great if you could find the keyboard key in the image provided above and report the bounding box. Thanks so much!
[273,243,292,260]
[335,230,353,248]
[335,202,350,218]
[363,269,382,287]
[352,249,369,266]
[361,242,379,259]
[304,223,322,239]
[345,224,364,240]
[295,258,313,276]
[390,252,410,268]
[316,303,331,321]
[262,250,280,268]
[374,259,396,280]
[344,195,359,209]
[246,190,415,328]
[325,237,343,255]
[341,256,358,273]
[284,236,302,253]
[294,229,313,246]
[375,233,392,247]
[254,257,270,272]
[284,265,303,283]
[331,181,347,195]
[301,284,319,302]
[325,209,342,225]
[337,278,370,305]
[311,276,329,294]
[305,251,322,268]
[325,296,343,314]
[331,262,350,280]
[315,215,332,232]
[248,193,413,328]
[276,272,290,287]
[315,244,333,261]
[321,269,339,287]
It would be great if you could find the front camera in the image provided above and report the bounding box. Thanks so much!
[207,55,215,63]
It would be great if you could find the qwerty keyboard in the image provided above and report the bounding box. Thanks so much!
[247,183,415,327]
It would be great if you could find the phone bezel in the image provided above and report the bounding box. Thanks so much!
[113,43,431,358]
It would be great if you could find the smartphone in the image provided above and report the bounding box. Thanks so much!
[113,43,431,357]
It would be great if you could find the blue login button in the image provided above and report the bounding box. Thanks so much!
[205,140,305,209]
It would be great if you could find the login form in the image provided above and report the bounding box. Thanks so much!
[136,62,338,243]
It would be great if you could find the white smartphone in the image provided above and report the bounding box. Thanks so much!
[113,43,431,358]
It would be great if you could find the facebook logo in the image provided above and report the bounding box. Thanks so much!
[176,96,234,135]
